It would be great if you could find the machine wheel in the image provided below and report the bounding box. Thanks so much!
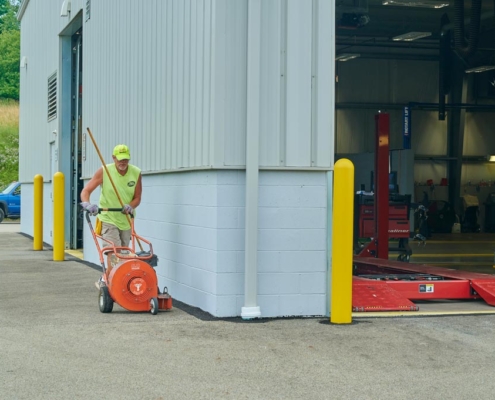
[0,208,4,224]
[99,286,114,313]
[150,297,158,315]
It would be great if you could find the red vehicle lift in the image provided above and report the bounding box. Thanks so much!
[352,112,495,312]
[355,192,412,261]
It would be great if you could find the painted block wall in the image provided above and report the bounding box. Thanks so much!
[121,170,328,318]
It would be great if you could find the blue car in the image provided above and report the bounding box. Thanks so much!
[0,181,21,223]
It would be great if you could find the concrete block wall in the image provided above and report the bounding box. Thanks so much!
[256,172,328,317]
[135,169,328,318]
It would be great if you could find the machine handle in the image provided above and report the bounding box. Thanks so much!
[86,207,135,218]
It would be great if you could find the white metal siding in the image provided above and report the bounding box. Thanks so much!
[216,0,248,167]
[82,0,216,176]
[18,0,84,182]
[221,0,334,169]
[259,0,282,166]
[285,0,312,166]
[314,0,334,168]
[20,0,334,181]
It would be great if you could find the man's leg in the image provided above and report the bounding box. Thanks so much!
[101,223,123,277]
[119,229,132,249]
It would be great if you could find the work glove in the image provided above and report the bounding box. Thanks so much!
[80,202,99,216]
[122,204,134,215]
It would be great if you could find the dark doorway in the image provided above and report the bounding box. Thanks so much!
[71,29,83,249]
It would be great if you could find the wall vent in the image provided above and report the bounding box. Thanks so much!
[85,0,91,21]
[47,73,57,121]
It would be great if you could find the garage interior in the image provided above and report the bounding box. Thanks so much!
[335,0,495,313]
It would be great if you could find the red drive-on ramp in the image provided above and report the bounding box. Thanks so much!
[352,257,495,312]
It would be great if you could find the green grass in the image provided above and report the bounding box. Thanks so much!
[0,99,19,188]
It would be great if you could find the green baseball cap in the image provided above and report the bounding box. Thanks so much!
[113,144,130,160]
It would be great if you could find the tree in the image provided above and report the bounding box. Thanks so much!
[0,29,19,99]
[0,0,19,100]
[0,0,20,34]
[0,0,8,17]
[0,131,19,187]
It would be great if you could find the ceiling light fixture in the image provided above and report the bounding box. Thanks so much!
[465,66,495,73]
[382,0,449,8]
[393,32,432,41]
[336,53,361,62]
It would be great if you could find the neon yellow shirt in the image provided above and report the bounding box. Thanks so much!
[98,163,141,230]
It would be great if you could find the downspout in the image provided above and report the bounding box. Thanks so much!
[241,0,262,320]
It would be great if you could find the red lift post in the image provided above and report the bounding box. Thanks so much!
[356,112,401,259]
[374,112,390,259]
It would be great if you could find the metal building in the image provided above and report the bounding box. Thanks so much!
[18,0,335,317]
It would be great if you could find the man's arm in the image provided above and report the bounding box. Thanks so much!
[129,173,142,209]
[80,168,103,203]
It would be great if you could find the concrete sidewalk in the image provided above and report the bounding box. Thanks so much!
[2,230,495,400]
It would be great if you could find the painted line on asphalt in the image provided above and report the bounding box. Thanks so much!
[425,241,495,244]
[410,253,493,257]
[353,310,495,318]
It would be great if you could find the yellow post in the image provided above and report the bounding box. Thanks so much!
[33,174,43,250]
[330,158,354,324]
[53,172,65,261]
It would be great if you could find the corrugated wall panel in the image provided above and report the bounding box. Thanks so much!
[221,0,333,168]
[173,0,183,168]
[259,0,282,166]
[221,0,248,167]
[82,0,216,177]
[183,0,191,168]
[143,1,153,170]
[165,0,174,170]
[314,0,334,167]
[19,0,89,183]
[204,0,214,167]
[154,0,163,171]
[189,0,198,167]
[285,0,312,167]
[20,0,333,182]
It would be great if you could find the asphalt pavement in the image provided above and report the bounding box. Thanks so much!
[2,222,495,400]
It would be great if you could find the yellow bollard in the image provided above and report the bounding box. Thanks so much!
[33,175,43,250]
[330,159,354,324]
[53,172,65,261]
